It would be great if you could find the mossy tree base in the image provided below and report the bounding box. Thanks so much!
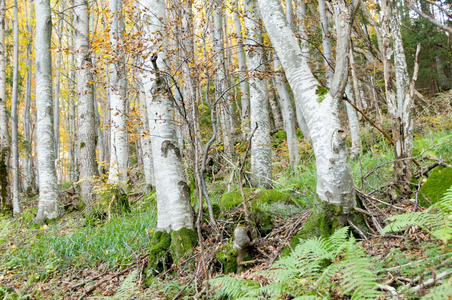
[284,197,368,254]
[144,228,197,286]
[170,228,198,264]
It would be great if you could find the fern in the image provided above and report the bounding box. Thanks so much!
[421,282,452,299]
[210,227,381,299]
[383,186,452,243]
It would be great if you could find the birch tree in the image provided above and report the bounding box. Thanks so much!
[258,0,356,213]
[231,0,250,137]
[0,0,11,215]
[108,0,128,186]
[35,0,59,222]
[142,0,194,231]
[245,0,272,189]
[74,0,99,204]
[11,0,20,215]
[23,0,34,193]
[380,0,415,195]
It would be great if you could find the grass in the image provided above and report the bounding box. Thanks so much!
[0,204,157,278]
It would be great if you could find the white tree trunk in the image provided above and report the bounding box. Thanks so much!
[11,0,20,215]
[245,0,272,189]
[142,0,194,231]
[139,91,154,190]
[54,14,63,184]
[0,0,11,214]
[380,0,414,194]
[74,0,99,204]
[258,0,355,209]
[232,0,250,138]
[345,84,362,160]
[35,0,59,222]
[23,0,33,193]
[273,58,299,169]
[319,0,333,85]
[108,0,128,186]
[213,0,234,156]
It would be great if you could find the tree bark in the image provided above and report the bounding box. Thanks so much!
[273,58,299,169]
[23,0,34,193]
[380,0,414,196]
[74,0,99,205]
[0,0,11,215]
[258,0,355,209]
[232,0,250,138]
[108,0,128,186]
[142,0,194,231]
[245,0,272,189]
[35,0,59,222]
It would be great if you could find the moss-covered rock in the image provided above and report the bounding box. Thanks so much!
[144,230,171,285]
[219,188,292,210]
[170,227,198,264]
[215,242,238,274]
[419,167,452,207]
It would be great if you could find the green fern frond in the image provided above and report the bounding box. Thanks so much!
[210,276,252,299]
[421,282,452,299]
[383,186,452,243]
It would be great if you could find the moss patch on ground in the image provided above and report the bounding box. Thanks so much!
[170,227,198,264]
[419,167,452,207]
[220,188,293,210]
[215,242,238,274]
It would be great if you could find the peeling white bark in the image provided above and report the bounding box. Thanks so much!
[245,0,272,188]
[258,0,355,209]
[142,0,194,231]
[35,0,59,222]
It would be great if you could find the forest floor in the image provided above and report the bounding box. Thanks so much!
[1,91,452,299]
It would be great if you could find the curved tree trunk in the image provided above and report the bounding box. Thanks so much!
[245,0,272,189]
[74,0,99,205]
[258,0,355,209]
[35,0,59,222]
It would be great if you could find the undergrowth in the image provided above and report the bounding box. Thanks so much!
[0,205,157,277]
[211,227,381,299]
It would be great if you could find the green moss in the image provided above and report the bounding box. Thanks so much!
[250,207,273,234]
[215,242,238,274]
[283,197,368,256]
[144,230,171,285]
[170,227,198,264]
[219,188,292,210]
[419,167,452,207]
[272,129,287,146]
